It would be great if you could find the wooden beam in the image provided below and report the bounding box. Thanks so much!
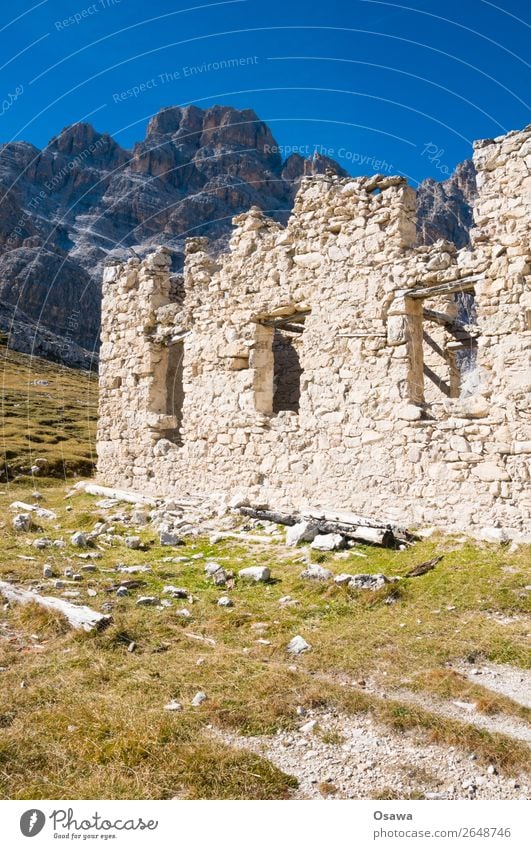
[0,582,111,632]
[252,310,311,329]
[406,274,482,300]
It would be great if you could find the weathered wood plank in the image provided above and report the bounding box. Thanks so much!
[406,274,482,300]
[73,481,158,505]
[0,582,111,632]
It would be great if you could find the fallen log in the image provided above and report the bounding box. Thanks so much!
[302,507,411,537]
[0,581,111,632]
[237,507,397,547]
[238,507,298,526]
[312,521,395,547]
[72,481,158,506]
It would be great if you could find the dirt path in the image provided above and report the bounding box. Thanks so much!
[214,708,529,800]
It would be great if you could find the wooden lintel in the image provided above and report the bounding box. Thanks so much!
[407,274,482,300]
[251,309,311,328]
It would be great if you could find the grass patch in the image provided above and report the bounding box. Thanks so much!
[411,669,531,722]
[0,344,97,480]
[0,476,529,798]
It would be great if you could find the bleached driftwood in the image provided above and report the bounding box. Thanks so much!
[73,481,157,506]
[237,506,402,547]
[0,582,111,632]
[301,507,410,535]
[9,501,57,520]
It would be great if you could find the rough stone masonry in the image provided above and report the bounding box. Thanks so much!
[97,125,531,535]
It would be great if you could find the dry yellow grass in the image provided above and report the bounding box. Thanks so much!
[0,477,529,798]
[0,346,529,798]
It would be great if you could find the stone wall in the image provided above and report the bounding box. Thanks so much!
[97,125,531,534]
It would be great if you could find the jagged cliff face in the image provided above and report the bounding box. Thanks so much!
[0,105,348,363]
[417,159,477,248]
[0,104,476,366]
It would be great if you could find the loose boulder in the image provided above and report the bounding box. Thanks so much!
[239,566,270,582]
[310,533,345,552]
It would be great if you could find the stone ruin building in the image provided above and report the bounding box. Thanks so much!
[97,125,531,535]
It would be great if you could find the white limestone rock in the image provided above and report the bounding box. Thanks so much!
[349,574,389,591]
[287,635,311,655]
[239,566,270,582]
[300,564,333,581]
[12,514,32,532]
[310,533,345,551]
[286,521,318,546]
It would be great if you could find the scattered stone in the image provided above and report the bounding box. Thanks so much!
[10,501,57,521]
[116,564,151,574]
[239,566,270,582]
[87,589,98,597]
[72,574,82,582]
[131,509,150,525]
[217,596,233,607]
[71,532,88,547]
[12,513,32,532]
[159,531,183,546]
[286,521,318,546]
[42,565,53,578]
[191,691,207,706]
[310,533,345,552]
[176,608,191,618]
[163,585,188,598]
[64,568,74,578]
[136,596,158,606]
[300,564,333,581]
[164,700,183,711]
[349,573,389,590]
[80,565,97,573]
[334,573,354,585]
[287,635,311,655]
[300,719,317,734]
[116,587,129,597]
[124,536,142,549]
[127,641,136,652]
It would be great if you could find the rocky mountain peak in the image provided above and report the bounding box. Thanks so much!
[0,104,476,368]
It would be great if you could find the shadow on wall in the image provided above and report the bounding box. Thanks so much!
[272,328,303,413]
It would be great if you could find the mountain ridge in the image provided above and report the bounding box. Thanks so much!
[0,104,476,367]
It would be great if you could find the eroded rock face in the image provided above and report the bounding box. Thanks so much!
[417,160,477,249]
[0,106,348,364]
[1,102,480,368]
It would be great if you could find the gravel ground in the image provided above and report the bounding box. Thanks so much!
[390,689,531,744]
[213,708,529,800]
[456,662,531,709]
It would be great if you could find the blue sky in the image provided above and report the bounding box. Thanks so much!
[1,0,530,184]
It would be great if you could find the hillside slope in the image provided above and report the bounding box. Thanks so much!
[0,341,97,480]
